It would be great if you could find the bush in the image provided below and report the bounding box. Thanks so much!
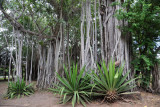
[5,78,34,99]
[49,64,92,107]
[90,60,137,102]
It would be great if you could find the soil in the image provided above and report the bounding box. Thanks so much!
[0,81,160,107]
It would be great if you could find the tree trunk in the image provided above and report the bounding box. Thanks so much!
[29,40,33,83]
[152,63,159,92]
[25,38,29,83]
[80,0,98,72]
[37,42,55,89]
[100,0,131,76]
[81,0,93,71]
[66,22,70,70]
[81,2,85,69]
[13,30,23,81]
[94,0,98,62]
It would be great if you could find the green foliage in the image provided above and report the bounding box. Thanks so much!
[5,78,34,99]
[115,0,160,89]
[90,60,137,102]
[49,64,92,107]
[0,67,9,76]
[132,55,153,71]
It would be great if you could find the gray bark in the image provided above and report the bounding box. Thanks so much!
[37,42,55,89]
[152,63,160,92]
[13,30,23,81]
[66,23,70,70]
[29,40,33,83]
[100,0,131,76]
[81,0,97,72]
[81,2,85,68]
[94,0,98,61]
[25,37,29,83]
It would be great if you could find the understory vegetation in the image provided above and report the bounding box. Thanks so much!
[49,61,137,107]
[5,79,34,99]
[49,65,92,107]
[90,61,137,102]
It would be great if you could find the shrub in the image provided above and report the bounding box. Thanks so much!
[49,64,92,107]
[90,60,137,102]
[5,78,34,99]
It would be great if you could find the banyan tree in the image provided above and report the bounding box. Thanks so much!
[0,0,159,91]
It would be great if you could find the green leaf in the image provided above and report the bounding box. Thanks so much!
[49,63,91,107]
[72,91,77,107]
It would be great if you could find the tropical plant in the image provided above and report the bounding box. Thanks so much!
[90,60,137,102]
[49,64,92,107]
[5,78,34,99]
[116,0,160,90]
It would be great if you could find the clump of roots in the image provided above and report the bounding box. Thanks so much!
[101,90,119,103]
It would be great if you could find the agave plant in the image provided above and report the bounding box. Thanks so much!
[49,64,92,107]
[90,60,137,102]
[5,78,34,99]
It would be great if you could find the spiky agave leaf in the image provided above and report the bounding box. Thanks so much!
[90,60,137,102]
[49,64,92,107]
[5,78,34,99]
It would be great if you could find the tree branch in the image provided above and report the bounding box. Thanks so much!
[0,6,56,40]
[0,7,39,35]
[15,7,25,20]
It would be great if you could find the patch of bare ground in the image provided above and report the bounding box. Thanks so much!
[0,81,160,107]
